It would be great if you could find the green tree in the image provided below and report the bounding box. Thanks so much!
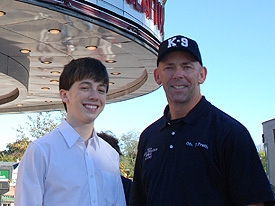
[0,137,31,162]
[258,149,267,173]
[23,111,65,139]
[256,144,268,174]
[0,111,65,161]
[119,130,139,178]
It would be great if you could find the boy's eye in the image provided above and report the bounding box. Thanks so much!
[98,88,106,93]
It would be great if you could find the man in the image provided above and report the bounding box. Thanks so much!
[130,35,275,205]
[15,57,126,205]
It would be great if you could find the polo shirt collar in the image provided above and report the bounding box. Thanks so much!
[161,96,210,129]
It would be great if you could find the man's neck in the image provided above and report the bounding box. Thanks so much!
[168,95,202,120]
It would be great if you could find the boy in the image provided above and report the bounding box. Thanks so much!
[15,57,126,206]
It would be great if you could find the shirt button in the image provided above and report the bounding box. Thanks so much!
[171,131,175,135]
[169,145,173,149]
[90,175,93,179]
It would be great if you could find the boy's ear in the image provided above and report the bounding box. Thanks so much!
[59,89,69,103]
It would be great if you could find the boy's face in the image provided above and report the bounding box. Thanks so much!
[60,78,107,126]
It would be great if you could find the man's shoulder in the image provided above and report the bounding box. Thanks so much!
[210,104,245,126]
[142,116,164,133]
[205,103,251,141]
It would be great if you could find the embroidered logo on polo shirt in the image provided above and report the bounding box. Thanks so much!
[144,147,158,160]
[186,141,209,150]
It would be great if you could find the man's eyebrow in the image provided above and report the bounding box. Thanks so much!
[182,61,196,65]
[164,61,195,66]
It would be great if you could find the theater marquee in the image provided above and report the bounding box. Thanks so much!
[38,0,164,46]
[0,0,166,113]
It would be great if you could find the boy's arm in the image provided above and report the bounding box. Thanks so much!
[14,142,45,206]
[116,175,127,206]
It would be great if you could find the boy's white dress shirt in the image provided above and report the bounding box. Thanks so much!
[15,120,126,206]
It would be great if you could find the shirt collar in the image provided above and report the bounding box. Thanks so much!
[58,120,100,148]
[160,96,210,130]
[58,120,83,148]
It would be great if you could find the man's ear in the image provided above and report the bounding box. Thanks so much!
[154,68,162,85]
[198,66,207,84]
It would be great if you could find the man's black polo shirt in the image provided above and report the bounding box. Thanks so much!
[130,96,275,206]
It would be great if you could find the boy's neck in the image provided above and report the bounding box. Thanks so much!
[66,118,94,142]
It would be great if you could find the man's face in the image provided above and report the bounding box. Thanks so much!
[154,51,206,109]
[60,78,107,126]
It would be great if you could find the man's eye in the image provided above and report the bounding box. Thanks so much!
[80,86,89,90]
[164,66,172,70]
[184,66,192,70]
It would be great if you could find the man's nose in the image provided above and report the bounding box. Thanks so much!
[173,67,185,79]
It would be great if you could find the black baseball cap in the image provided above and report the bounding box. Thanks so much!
[157,35,202,66]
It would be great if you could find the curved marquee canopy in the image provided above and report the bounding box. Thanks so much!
[0,0,165,113]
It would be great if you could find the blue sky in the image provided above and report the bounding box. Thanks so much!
[97,0,275,146]
[0,0,274,149]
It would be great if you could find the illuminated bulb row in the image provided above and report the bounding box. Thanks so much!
[0,11,118,106]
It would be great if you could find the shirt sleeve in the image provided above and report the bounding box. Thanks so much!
[14,141,46,206]
[223,129,275,205]
[116,175,127,206]
[112,146,127,206]
[98,137,127,206]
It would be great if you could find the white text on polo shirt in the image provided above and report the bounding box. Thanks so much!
[186,141,208,150]
[144,147,158,160]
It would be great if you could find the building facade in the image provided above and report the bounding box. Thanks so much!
[262,118,275,190]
